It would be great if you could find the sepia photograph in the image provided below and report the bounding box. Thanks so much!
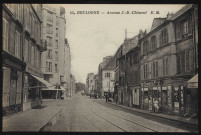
[2,3,198,132]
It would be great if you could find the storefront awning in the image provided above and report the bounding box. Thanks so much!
[31,74,53,87]
[187,74,198,88]
[42,86,65,91]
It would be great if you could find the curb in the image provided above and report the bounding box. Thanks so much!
[39,107,64,131]
[108,102,198,126]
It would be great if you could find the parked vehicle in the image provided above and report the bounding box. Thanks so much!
[90,90,98,99]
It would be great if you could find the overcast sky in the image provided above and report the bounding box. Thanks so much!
[58,4,185,83]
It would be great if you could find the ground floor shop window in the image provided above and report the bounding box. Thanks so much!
[143,89,149,110]
[132,89,139,106]
[173,87,180,114]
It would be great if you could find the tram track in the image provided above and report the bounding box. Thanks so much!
[90,98,198,132]
[87,100,157,132]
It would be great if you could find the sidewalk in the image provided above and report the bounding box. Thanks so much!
[108,102,198,126]
[2,100,68,132]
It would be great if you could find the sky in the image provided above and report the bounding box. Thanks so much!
[58,4,185,83]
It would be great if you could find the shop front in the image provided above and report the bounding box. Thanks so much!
[185,74,198,116]
[23,64,52,111]
[131,86,140,108]
[2,52,26,116]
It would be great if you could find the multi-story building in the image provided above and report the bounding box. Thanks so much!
[2,4,47,115]
[102,58,115,99]
[64,38,71,97]
[98,56,113,97]
[173,4,198,115]
[86,73,95,95]
[70,74,76,97]
[139,4,198,116]
[124,34,142,108]
[40,5,71,100]
[94,74,101,97]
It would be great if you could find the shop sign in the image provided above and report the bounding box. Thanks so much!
[174,102,179,108]
[25,64,43,78]
[153,87,158,90]
[144,88,148,91]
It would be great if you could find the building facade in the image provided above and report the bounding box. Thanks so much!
[102,59,115,98]
[139,4,198,116]
[2,4,47,115]
[86,73,95,95]
[40,5,71,100]
[94,74,101,97]
[70,74,76,97]
[98,56,113,97]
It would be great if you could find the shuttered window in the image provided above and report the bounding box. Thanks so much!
[185,50,190,72]
[15,30,21,59]
[3,18,9,51]
[24,39,28,62]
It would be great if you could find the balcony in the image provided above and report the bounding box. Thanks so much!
[40,39,47,52]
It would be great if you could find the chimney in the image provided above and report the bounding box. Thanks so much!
[167,12,174,19]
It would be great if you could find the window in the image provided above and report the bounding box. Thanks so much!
[15,30,21,59]
[37,51,40,68]
[56,28,58,37]
[144,63,149,79]
[28,41,32,63]
[15,4,23,23]
[177,53,185,74]
[49,62,52,71]
[46,49,52,59]
[105,73,110,78]
[56,16,59,25]
[188,17,192,35]
[55,51,58,60]
[185,50,190,72]
[176,17,192,41]
[46,62,52,71]
[152,61,158,78]
[46,62,48,71]
[176,23,181,40]
[47,24,52,34]
[47,11,53,22]
[160,28,168,46]
[31,16,35,35]
[55,64,58,72]
[183,21,188,35]
[31,45,34,65]
[143,40,149,54]
[47,36,52,46]
[24,39,28,62]
[150,36,156,50]
[163,57,168,76]
[3,18,9,51]
[55,40,58,48]
[25,5,29,30]
[29,12,32,32]
[133,53,139,65]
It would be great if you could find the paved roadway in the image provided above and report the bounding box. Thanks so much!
[42,93,190,132]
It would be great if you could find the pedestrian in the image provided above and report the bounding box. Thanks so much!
[115,94,118,104]
[153,98,159,113]
[148,99,152,112]
[105,93,108,102]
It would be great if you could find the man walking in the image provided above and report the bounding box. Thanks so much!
[105,93,108,102]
